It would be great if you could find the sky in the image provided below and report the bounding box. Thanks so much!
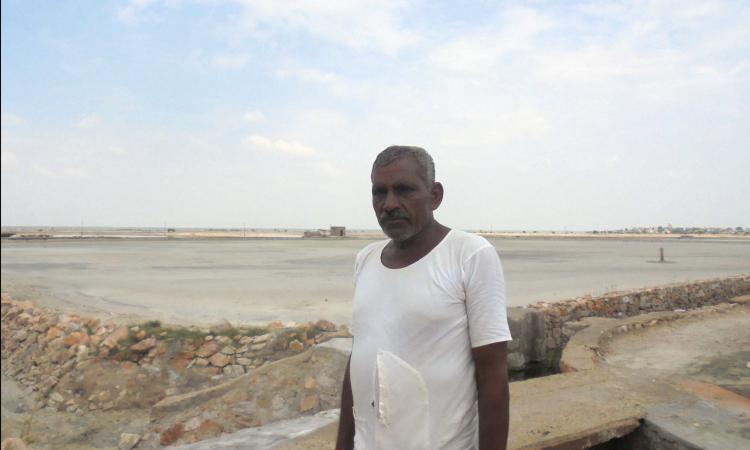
[1,0,749,231]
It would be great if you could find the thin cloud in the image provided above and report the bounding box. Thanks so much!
[212,53,249,69]
[276,67,369,99]
[243,111,265,123]
[76,114,101,128]
[244,134,317,157]
[235,0,420,54]
[1,151,21,170]
[1,113,26,127]
[32,164,90,179]
[108,146,128,156]
[430,8,556,73]
[117,0,159,24]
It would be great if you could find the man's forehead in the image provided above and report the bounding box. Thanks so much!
[371,156,420,179]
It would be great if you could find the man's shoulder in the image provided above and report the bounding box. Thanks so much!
[355,239,389,266]
[445,229,495,260]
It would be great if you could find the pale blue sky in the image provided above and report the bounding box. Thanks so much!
[2,0,749,230]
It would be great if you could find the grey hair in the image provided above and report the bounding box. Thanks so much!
[372,145,435,187]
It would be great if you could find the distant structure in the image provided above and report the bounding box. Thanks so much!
[303,230,325,238]
[330,226,346,237]
[302,226,346,238]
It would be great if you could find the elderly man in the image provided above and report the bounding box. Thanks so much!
[336,146,511,450]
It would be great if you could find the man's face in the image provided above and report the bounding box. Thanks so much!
[371,157,438,242]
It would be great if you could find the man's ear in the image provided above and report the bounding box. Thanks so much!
[431,182,444,210]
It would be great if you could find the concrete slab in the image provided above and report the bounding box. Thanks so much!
[643,399,750,450]
[276,303,750,450]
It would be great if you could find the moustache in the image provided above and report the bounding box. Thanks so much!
[379,210,409,222]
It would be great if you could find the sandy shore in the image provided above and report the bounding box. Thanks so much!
[2,227,748,241]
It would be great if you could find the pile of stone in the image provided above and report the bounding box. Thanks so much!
[528,275,749,352]
[1,293,350,417]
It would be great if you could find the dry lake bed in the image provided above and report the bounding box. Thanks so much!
[2,237,748,326]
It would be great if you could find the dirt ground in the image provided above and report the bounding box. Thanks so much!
[1,363,150,449]
[603,309,750,387]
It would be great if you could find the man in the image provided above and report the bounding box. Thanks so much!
[336,146,511,450]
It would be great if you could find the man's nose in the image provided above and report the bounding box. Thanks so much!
[383,191,399,211]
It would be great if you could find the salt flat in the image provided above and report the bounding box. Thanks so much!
[1,237,748,326]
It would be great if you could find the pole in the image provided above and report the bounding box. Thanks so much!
[660,247,664,263]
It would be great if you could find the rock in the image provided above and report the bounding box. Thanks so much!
[194,357,209,367]
[178,350,195,360]
[220,345,236,355]
[12,329,28,342]
[208,352,231,367]
[267,320,285,329]
[46,326,63,339]
[15,312,33,325]
[315,319,337,332]
[184,416,201,431]
[102,326,130,348]
[236,357,253,366]
[160,423,185,446]
[118,433,140,450]
[289,339,304,352]
[129,337,156,352]
[76,345,89,360]
[197,419,223,439]
[0,438,32,450]
[136,329,146,340]
[251,343,266,351]
[50,392,64,403]
[171,356,192,372]
[299,394,320,412]
[238,336,253,345]
[195,340,220,358]
[209,319,234,335]
[253,333,271,344]
[304,377,317,390]
[223,364,245,378]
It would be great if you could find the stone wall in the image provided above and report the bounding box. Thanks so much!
[0,294,350,416]
[522,275,750,367]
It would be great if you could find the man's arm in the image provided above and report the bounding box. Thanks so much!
[473,341,509,450]
[335,355,355,450]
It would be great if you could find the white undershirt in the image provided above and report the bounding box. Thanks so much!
[350,229,512,449]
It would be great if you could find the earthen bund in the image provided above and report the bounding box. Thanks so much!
[2,274,749,449]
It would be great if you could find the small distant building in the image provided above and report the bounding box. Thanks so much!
[303,226,346,238]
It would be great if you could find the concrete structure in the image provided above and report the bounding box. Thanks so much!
[275,300,750,450]
[329,226,345,237]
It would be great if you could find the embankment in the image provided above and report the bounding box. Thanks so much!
[505,274,750,372]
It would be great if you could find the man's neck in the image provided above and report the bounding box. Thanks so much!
[382,220,451,269]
